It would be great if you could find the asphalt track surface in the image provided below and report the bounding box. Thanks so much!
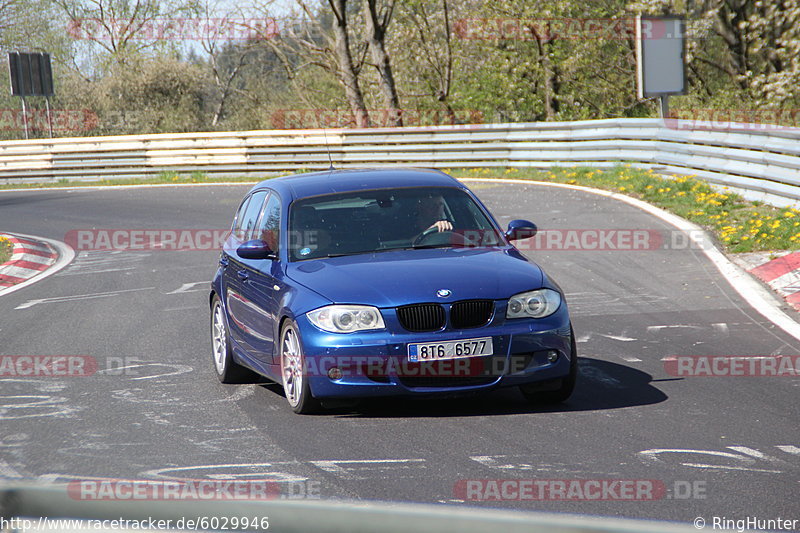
[0,181,797,526]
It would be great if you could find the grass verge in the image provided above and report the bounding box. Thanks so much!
[447,166,798,254]
[0,235,13,264]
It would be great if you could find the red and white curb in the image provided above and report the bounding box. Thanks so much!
[735,251,800,312]
[0,233,75,296]
[0,235,57,286]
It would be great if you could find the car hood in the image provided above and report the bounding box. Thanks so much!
[285,247,544,308]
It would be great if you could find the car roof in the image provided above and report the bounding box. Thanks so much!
[250,168,467,202]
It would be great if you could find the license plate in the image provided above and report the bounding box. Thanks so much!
[408,337,493,362]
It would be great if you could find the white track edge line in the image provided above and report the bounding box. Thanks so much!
[2,177,798,343]
[461,177,800,343]
[0,182,258,193]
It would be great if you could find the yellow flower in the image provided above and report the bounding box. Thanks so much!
[618,186,626,192]
[645,185,653,190]
[784,211,796,218]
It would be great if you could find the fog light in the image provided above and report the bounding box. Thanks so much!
[546,351,559,363]
[327,367,343,380]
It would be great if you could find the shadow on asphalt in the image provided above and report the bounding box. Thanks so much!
[258,357,669,418]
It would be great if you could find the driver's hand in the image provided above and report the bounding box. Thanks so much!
[428,220,453,232]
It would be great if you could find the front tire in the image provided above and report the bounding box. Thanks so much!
[280,320,321,414]
[519,325,578,404]
[210,294,258,384]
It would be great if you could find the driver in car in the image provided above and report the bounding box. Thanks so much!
[415,194,453,236]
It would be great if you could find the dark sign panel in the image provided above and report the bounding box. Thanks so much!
[8,52,54,97]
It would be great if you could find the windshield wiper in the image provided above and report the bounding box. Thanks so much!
[405,243,453,250]
[320,252,364,258]
[318,244,453,259]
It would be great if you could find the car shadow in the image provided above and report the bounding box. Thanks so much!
[259,357,670,418]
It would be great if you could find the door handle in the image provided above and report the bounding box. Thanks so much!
[237,270,249,281]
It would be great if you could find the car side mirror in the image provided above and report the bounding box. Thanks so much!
[237,239,278,260]
[505,219,538,241]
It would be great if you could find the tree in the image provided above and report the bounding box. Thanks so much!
[363,0,402,126]
[328,0,370,126]
[630,0,800,108]
[50,0,198,66]
[62,54,209,135]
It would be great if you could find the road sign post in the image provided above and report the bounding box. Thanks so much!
[635,16,687,120]
[8,52,55,139]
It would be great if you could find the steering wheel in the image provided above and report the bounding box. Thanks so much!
[412,226,442,247]
[412,226,468,247]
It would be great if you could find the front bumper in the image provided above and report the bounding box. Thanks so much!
[295,303,573,399]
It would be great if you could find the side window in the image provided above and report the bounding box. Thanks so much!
[258,193,281,252]
[232,197,251,236]
[234,191,268,241]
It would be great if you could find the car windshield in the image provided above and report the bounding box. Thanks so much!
[288,186,503,260]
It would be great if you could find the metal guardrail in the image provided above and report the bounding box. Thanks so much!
[0,118,798,202]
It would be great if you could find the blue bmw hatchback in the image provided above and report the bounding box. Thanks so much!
[210,169,576,413]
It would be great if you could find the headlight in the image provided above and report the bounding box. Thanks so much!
[506,289,561,319]
[307,305,385,333]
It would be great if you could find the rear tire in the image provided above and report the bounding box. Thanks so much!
[210,294,258,384]
[279,320,322,414]
[519,325,578,404]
